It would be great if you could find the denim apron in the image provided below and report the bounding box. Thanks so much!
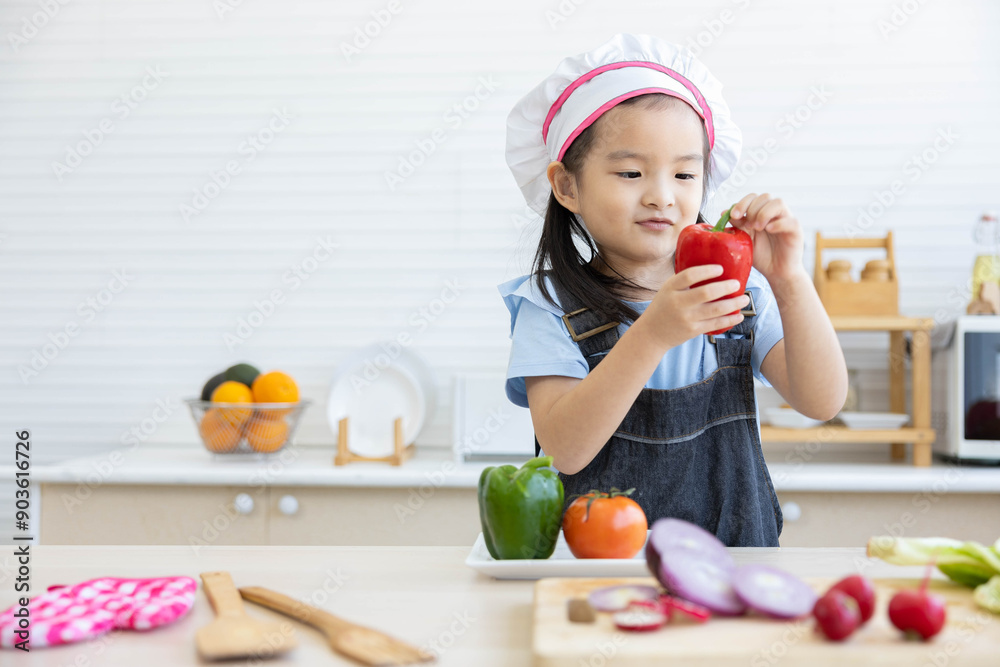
[533,278,783,547]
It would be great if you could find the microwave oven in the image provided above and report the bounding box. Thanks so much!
[934,315,1000,463]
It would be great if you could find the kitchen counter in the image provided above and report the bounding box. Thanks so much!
[0,545,970,666]
[12,446,1000,548]
[19,445,1000,493]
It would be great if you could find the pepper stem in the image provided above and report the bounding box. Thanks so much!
[712,206,733,232]
[523,456,554,470]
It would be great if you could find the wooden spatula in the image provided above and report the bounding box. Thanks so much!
[196,572,297,661]
[239,585,435,666]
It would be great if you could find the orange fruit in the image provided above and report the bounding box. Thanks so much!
[211,380,253,402]
[244,417,289,453]
[251,371,299,419]
[210,380,253,426]
[199,408,243,453]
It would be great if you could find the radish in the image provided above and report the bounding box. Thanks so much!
[888,590,946,640]
[659,594,711,623]
[888,562,946,641]
[829,575,876,624]
[587,585,660,613]
[813,589,861,641]
[613,606,667,632]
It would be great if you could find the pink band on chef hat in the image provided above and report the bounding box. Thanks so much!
[505,33,742,218]
[541,61,716,161]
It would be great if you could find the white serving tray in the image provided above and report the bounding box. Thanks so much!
[465,531,649,580]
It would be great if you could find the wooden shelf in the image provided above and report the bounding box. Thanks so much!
[797,315,937,466]
[761,426,936,445]
[828,316,935,331]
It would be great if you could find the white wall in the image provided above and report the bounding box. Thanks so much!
[1,0,998,472]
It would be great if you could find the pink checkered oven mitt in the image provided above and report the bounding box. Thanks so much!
[0,576,196,648]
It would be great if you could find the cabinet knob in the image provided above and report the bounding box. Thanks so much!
[234,493,254,515]
[782,501,802,522]
[278,495,299,516]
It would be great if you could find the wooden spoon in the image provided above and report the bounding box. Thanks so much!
[239,585,435,665]
[196,572,297,661]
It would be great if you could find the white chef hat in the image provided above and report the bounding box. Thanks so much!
[506,33,742,217]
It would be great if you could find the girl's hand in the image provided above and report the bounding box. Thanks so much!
[726,193,805,284]
[643,265,751,350]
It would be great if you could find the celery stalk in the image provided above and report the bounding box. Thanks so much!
[866,536,987,568]
[867,535,1000,614]
[973,576,1000,614]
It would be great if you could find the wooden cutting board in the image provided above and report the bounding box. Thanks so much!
[532,576,999,667]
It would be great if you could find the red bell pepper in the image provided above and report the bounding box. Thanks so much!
[674,207,753,335]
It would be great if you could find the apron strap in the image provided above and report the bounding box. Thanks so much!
[707,289,758,367]
[544,271,621,369]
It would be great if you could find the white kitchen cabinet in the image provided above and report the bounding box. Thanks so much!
[775,491,999,547]
[265,486,480,546]
[39,484,269,546]
[38,482,999,548]
[39,483,482,546]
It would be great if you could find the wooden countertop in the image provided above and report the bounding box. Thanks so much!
[0,545,952,665]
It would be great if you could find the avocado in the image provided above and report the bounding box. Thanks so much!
[224,362,261,388]
[200,371,227,401]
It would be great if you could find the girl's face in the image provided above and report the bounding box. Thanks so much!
[553,100,707,277]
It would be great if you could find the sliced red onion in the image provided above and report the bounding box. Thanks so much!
[731,564,818,619]
[646,517,734,575]
[654,547,747,616]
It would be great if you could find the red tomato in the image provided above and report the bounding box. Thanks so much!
[562,488,648,559]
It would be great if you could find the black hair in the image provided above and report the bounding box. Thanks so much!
[531,93,712,326]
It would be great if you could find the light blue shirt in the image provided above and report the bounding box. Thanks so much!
[498,269,784,409]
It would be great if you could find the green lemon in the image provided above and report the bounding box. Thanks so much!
[224,363,261,388]
[200,371,227,401]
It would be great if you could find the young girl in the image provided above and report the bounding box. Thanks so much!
[499,33,848,547]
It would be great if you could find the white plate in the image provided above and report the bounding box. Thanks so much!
[765,407,824,429]
[838,411,910,430]
[326,344,436,457]
[465,532,649,580]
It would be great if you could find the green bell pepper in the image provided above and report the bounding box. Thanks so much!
[478,455,564,560]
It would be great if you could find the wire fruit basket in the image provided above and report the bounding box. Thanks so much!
[185,399,311,455]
